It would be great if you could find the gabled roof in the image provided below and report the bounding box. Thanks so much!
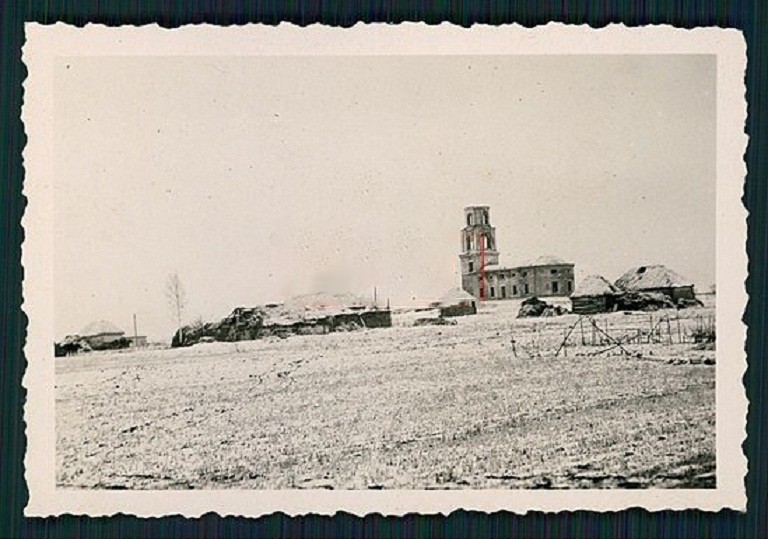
[80,320,124,337]
[571,274,618,297]
[439,287,476,306]
[614,265,693,291]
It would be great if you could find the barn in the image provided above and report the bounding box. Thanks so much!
[439,288,477,317]
[614,265,696,303]
[570,274,618,314]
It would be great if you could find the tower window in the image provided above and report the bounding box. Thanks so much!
[524,284,530,294]
[512,285,518,295]
[567,281,573,292]
[467,214,473,226]
[490,286,495,298]
[552,281,559,293]
[468,261,474,272]
[550,269,558,275]
[466,237,471,251]
[501,286,506,299]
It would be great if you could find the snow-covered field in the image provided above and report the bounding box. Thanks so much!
[56,301,715,489]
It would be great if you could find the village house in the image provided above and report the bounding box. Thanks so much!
[570,274,618,314]
[438,287,478,317]
[614,265,696,302]
[459,206,575,301]
[79,320,126,347]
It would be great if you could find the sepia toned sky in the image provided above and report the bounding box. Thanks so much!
[53,54,716,341]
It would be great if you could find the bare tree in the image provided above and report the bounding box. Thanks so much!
[165,272,186,339]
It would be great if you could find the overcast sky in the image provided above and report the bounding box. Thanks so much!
[53,54,715,341]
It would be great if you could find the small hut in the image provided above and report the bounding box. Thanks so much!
[614,265,696,303]
[79,320,125,347]
[439,288,477,317]
[570,275,618,314]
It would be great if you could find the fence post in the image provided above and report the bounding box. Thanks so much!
[563,328,568,357]
[666,315,672,345]
[649,314,654,344]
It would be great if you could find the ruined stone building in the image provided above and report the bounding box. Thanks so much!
[459,206,575,300]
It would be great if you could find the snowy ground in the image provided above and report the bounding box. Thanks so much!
[56,301,716,489]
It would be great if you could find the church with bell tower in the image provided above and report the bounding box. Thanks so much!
[459,206,499,298]
[459,206,575,301]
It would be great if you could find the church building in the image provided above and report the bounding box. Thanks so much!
[459,206,575,300]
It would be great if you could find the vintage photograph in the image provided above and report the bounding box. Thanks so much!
[51,52,717,490]
[22,23,747,515]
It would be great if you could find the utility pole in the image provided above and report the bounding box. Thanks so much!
[133,313,139,348]
[373,286,378,308]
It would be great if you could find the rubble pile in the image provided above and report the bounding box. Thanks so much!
[172,302,392,347]
[517,297,567,318]
[614,291,676,312]
[414,316,457,326]
[54,334,131,357]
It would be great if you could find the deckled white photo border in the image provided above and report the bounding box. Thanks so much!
[21,22,748,517]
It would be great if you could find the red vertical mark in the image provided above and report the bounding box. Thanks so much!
[479,230,486,300]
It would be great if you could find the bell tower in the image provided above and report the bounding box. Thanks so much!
[459,206,499,299]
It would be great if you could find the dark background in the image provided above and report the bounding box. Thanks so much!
[1,1,765,538]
